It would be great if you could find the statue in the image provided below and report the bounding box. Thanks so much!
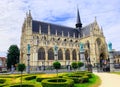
[108,42,112,51]
[27,44,31,54]
[54,45,58,53]
[79,42,84,52]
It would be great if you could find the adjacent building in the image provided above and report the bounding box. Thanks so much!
[0,57,6,71]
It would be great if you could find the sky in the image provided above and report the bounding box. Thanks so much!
[0,0,120,57]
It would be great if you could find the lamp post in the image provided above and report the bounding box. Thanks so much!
[27,44,30,73]
[109,51,114,72]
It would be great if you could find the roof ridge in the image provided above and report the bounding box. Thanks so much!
[82,21,95,28]
[33,20,76,30]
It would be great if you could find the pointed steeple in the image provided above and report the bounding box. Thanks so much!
[94,16,97,25]
[101,26,103,35]
[28,10,32,18]
[26,10,32,19]
[76,8,82,28]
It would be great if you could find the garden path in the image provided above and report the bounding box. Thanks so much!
[94,72,120,87]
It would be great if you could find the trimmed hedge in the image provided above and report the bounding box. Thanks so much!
[36,76,57,82]
[82,76,89,83]
[36,77,52,82]
[0,79,6,84]
[41,78,74,87]
[86,73,93,78]
[10,84,34,87]
[25,76,36,80]
[62,72,90,83]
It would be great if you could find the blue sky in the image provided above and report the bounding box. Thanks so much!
[0,0,120,57]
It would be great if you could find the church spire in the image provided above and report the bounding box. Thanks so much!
[76,8,82,28]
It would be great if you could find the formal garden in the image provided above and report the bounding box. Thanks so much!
[0,71,101,87]
[0,61,101,87]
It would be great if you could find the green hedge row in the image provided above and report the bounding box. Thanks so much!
[36,77,57,82]
[10,84,34,87]
[0,79,6,84]
[41,78,74,87]
[25,76,36,80]
[61,71,92,83]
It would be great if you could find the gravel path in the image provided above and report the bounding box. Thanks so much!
[94,72,120,87]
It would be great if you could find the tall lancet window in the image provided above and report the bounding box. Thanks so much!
[65,49,70,60]
[58,49,63,60]
[38,47,45,60]
[72,49,77,60]
[48,48,54,60]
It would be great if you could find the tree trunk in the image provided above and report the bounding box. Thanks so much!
[56,69,58,82]
[20,71,22,87]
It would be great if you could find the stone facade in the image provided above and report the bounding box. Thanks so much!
[20,10,108,68]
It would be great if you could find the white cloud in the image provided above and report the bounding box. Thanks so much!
[0,0,120,57]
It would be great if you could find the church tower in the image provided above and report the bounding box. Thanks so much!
[75,8,82,37]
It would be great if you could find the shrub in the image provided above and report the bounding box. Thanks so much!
[41,78,74,87]
[78,62,84,68]
[25,76,36,80]
[71,62,78,70]
[0,79,6,84]
[53,61,61,70]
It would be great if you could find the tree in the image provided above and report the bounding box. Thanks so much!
[71,62,78,71]
[78,61,84,70]
[53,61,61,77]
[7,45,20,70]
[17,63,25,87]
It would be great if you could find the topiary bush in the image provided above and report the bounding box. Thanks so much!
[71,62,78,70]
[0,79,6,84]
[25,76,36,80]
[78,61,84,69]
[41,78,74,87]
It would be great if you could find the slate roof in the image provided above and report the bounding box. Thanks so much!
[81,22,94,36]
[32,20,94,38]
[32,20,80,38]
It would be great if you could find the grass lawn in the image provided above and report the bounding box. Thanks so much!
[74,74,101,87]
[0,72,101,87]
[110,72,120,75]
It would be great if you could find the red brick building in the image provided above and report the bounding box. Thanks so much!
[0,57,7,72]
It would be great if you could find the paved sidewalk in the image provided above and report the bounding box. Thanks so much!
[94,72,120,87]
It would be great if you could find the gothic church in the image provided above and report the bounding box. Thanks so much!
[20,9,108,69]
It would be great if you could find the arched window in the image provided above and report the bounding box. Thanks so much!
[72,49,77,60]
[96,38,101,46]
[58,49,63,60]
[38,47,45,60]
[48,48,54,60]
[65,49,70,60]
